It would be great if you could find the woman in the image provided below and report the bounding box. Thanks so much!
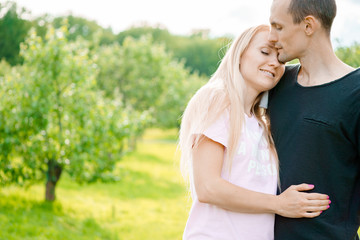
[179,25,330,240]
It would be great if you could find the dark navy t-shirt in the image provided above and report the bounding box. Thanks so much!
[269,64,360,240]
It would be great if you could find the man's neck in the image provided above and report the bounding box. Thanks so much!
[297,38,355,87]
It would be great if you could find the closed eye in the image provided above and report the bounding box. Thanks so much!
[271,23,282,31]
[261,50,269,55]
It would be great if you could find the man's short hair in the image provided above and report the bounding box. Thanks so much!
[288,0,337,33]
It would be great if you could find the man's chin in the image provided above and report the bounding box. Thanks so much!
[278,54,294,64]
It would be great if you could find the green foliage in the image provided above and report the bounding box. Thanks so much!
[98,35,168,110]
[285,43,360,67]
[336,42,360,68]
[0,25,149,192]
[0,4,116,67]
[286,59,300,65]
[169,35,226,77]
[117,26,228,77]
[116,26,172,46]
[0,59,12,76]
[52,15,116,45]
[0,130,189,239]
[96,35,206,128]
[0,1,32,65]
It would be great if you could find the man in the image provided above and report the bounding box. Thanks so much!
[267,0,360,239]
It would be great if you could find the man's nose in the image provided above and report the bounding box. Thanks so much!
[268,29,277,43]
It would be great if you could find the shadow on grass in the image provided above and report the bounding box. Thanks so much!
[0,193,118,240]
[58,149,186,200]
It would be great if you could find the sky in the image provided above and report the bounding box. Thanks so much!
[13,0,360,47]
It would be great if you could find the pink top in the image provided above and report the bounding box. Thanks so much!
[183,112,278,240]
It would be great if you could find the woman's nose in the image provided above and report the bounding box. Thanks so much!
[268,56,281,67]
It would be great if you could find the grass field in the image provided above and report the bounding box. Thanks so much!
[0,129,190,240]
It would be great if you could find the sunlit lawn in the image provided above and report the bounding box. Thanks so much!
[0,129,191,240]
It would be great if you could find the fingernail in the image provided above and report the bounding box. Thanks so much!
[329,200,331,204]
[327,196,329,199]
[308,184,314,188]
[320,211,323,213]
[327,205,330,209]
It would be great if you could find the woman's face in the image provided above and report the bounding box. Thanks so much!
[240,29,285,94]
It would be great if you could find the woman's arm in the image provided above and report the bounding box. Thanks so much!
[193,136,330,218]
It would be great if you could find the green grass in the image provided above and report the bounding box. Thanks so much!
[0,129,190,240]
[141,128,179,142]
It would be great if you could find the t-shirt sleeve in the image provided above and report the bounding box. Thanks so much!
[203,112,229,148]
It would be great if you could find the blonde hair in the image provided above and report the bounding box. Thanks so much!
[179,24,279,187]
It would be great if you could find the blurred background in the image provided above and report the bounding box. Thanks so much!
[0,0,359,239]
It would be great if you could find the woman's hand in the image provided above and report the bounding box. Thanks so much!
[275,184,330,218]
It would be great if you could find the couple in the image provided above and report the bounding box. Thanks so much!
[179,0,360,239]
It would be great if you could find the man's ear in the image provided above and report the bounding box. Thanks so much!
[303,15,320,36]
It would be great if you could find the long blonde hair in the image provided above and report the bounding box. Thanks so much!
[179,25,279,186]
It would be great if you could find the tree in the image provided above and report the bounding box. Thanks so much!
[116,26,228,77]
[0,59,12,76]
[116,25,172,46]
[336,42,360,68]
[172,35,224,77]
[52,15,116,45]
[0,1,32,65]
[96,35,206,128]
[0,25,149,201]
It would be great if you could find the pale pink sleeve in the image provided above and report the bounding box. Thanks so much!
[203,112,229,148]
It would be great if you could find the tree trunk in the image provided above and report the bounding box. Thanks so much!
[128,136,137,151]
[45,160,62,201]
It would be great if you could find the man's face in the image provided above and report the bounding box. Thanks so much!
[269,0,307,63]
